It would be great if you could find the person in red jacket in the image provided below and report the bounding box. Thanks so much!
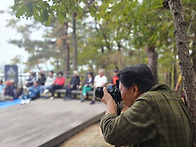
[107,69,119,89]
[48,71,65,100]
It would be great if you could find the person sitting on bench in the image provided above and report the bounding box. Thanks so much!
[81,72,94,102]
[48,71,66,100]
[64,71,80,101]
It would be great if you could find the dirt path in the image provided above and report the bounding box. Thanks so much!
[59,122,113,147]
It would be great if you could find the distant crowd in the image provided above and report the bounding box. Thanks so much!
[0,68,119,105]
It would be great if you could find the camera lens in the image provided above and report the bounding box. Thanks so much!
[95,87,104,98]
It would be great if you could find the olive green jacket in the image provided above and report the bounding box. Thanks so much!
[100,84,193,147]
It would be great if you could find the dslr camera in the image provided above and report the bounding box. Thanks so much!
[95,80,122,104]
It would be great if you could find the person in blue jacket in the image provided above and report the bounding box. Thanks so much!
[21,81,41,105]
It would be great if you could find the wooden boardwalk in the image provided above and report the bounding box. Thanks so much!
[0,98,106,147]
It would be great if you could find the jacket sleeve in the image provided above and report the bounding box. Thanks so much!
[100,97,156,146]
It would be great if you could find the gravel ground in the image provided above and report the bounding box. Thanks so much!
[58,122,113,147]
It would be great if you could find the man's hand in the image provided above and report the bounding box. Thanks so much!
[101,87,117,115]
[101,87,113,104]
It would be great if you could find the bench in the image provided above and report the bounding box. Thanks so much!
[54,89,94,99]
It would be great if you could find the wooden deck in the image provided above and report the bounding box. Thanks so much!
[0,98,106,147]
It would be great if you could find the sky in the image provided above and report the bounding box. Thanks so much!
[0,0,28,72]
[0,0,42,72]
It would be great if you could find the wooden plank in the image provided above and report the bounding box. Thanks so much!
[40,112,105,147]
[0,99,105,147]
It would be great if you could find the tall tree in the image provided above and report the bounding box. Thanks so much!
[72,11,77,70]
[89,0,176,83]
[55,21,71,76]
[11,0,195,86]
[12,0,79,71]
[168,0,196,145]
[145,46,158,83]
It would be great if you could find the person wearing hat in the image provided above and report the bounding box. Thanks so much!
[81,72,94,102]
[48,71,66,100]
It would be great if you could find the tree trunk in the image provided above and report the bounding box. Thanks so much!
[166,70,172,88]
[33,51,41,70]
[64,22,70,81]
[145,46,159,83]
[98,23,111,51]
[72,11,77,70]
[95,21,105,53]
[169,0,196,145]
[56,58,59,69]
[173,48,178,89]
[166,72,169,86]
[192,50,196,72]
[191,38,196,72]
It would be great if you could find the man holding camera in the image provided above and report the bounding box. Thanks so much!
[100,64,193,147]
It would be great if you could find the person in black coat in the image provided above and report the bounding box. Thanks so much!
[37,71,46,86]
[64,71,80,100]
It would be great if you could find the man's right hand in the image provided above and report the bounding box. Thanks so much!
[101,87,117,115]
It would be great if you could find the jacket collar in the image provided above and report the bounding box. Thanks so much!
[149,83,170,92]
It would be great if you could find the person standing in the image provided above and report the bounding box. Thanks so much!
[90,69,107,105]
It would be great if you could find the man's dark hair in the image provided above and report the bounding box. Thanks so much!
[118,64,155,93]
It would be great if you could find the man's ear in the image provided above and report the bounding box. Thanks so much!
[133,87,136,92]
[132,85,140,97]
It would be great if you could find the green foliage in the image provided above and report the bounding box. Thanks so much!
[11,55,22,65]
[10,0,196,83]
[88,0,178,81]
[12,0,81,25]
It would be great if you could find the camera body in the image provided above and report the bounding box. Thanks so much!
[95,80,122,104]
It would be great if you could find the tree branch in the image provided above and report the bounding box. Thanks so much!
[187,11,196,36]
